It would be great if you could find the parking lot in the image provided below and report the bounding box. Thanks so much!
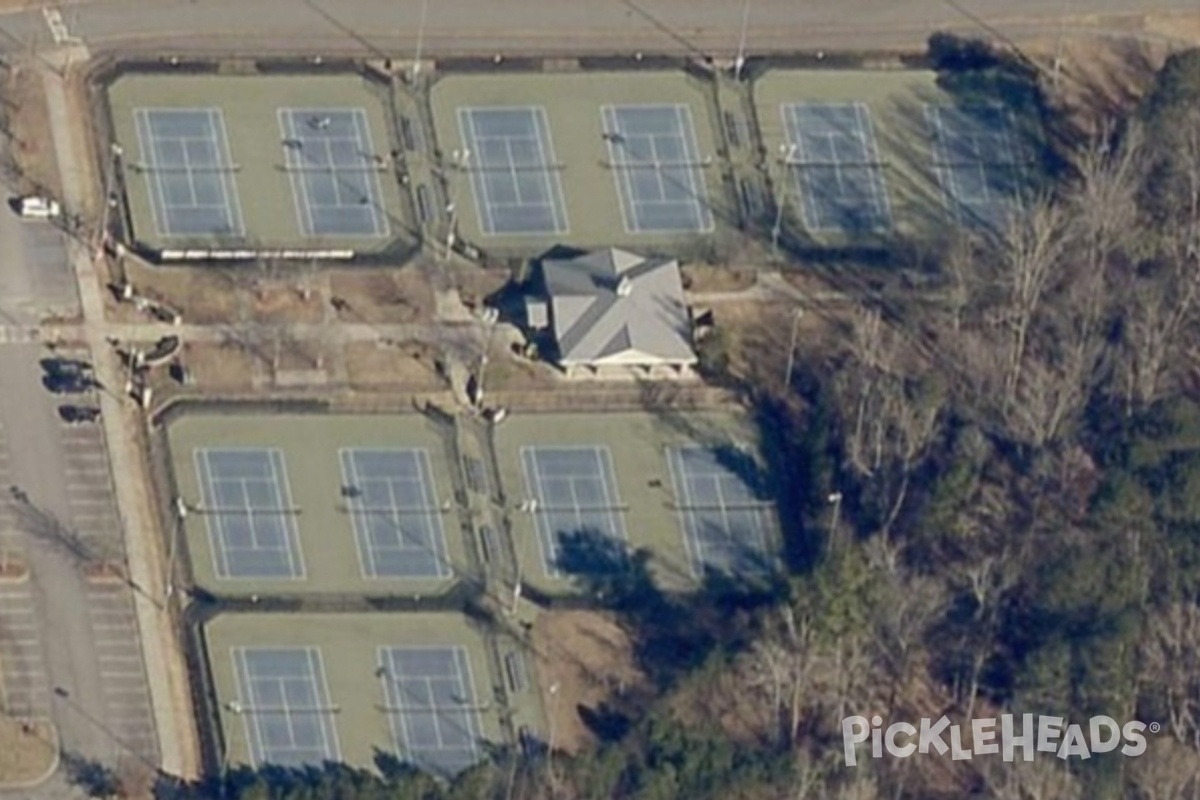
[0,346,161,770]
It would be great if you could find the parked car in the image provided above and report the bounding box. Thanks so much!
[41,358,95,394]
[15,196,60,219]
[58,405,100,424]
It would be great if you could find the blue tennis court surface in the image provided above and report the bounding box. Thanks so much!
[379,645,483,777]
[339,448,451,580]
[602,104,714,234]
[457,106,569,235]
[926,105,1024,229]
[668,446,771,577]
[133,108,244,237]
[278,108,390,237]
[520,446,627,576]
[233,647,340,768]
[195,448,304,580]
[782,103,891,234]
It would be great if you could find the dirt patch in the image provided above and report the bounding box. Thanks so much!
[681,263,756,294]
[176,341,259,391]
[329,267,433,324]
[530,610,645,754]
[1022,34,1170,134]
[344,341,444,391]
[250,283,325,325]
[0,716,56,788]
[480,352,558,392]
[121,261,242,325]
[443,262,511,310]
[4,62,60,199]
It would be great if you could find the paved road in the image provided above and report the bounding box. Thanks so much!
[0,0,1197,59]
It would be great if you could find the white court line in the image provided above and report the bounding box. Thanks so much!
[520,446,557,577]
[352,108,390,236]
[665,446,702,578]
[458,108,494,235]
[269,449,306,580]
[133,109,169,238]
[211,109,247,236]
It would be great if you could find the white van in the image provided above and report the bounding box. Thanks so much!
[17,196,60,219]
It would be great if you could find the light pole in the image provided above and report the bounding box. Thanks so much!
[734,0,752,80]
[783,307,804,389]
[545,681,560,787]
[411,0,430,84]
[827,492,843,550]
[445,148,471,260]
[475,306,500,408]
[772,143,797,258]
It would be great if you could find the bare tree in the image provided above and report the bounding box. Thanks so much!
[1129,736,1200,800]
[838,307,943,542]
[1140,601,1200,751]
[996,198,1070,408]
[980,755,1084,800]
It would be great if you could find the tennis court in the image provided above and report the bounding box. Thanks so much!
[206,612,540,775]
[519,446,627,576]
[753,68,969,243]
[167,413,467,597]
[926,104,1024,229]
[429,70,727,250]
[278,108,390,237]
[133,108,245,237]
[667,446,772,577]
[492,410,779,593]
[107,72,412,253]
[195,448,304,580]
[781,102,891,234]
[457,106,569,235]
[379,645,483,777]
[602,104,714,234]
[231,646,341,767]
[339,448,450,580]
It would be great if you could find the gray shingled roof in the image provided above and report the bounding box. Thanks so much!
[541,248,696,366]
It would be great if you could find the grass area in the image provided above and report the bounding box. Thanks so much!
[344,340,444,391]
[329,266,432,324]
[174,341,260,391]
[0,717,56,788]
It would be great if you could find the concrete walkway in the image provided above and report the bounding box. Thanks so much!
[41,56,199,779]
